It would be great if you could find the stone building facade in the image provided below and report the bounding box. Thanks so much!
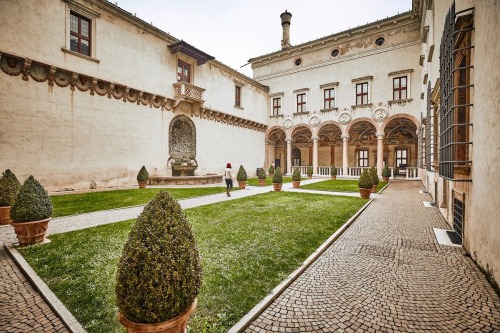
[1,0,499,288]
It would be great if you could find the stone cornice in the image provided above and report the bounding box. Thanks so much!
[0,50,267,133]
[209,60,269,92]
[249,11,419,66]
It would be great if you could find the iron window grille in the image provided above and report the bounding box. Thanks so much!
[438,3,474,181]
[453,198,464,242]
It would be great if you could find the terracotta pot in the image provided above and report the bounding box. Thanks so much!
[138,181,148,189]
[292,181,300,189]
[0,206,12,225]
[383,176,389,182]
[331,175,337,180]
[238,181,246,189]
[371,184,377,193]
[118,299,197,333]
[258,179,266,186]
[359,188,372,199]
[12,218,50,246]
[273,183,282,192]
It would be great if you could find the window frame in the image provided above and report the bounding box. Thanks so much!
[358,149,369,167]
[388,69,413,103]
[356,82,369,105]
[296,93,306,113]
[64,1,100,61]
[177,59,191,83]
[272,97,281,116]
[70,12,91,56]
[235,85,241,107]
[323,88,335,109]
[392,76,408,101]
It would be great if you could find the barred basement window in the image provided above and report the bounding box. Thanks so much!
[453,198,464,242]
[438,3,473,181]
[425,82,433,171]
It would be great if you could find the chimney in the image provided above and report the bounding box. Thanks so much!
[280,10,292,49]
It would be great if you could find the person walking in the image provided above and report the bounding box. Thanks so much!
[224,163,233,197]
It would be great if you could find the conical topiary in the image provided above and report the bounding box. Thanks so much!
[10,176,53,222]
[370,167,379,185]
[116,191,202,324]
[136,165,149,182]
[292,167,301,181]
[358,169,374,189]
[257,168,266,180]
[272,167,283,184]
[0,169,21,207]
[268,164,275,174]
[330,166,337,176]
[382,165,391,178]
[237,165,248,182]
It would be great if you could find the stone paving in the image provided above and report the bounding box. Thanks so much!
[0,244,70,333]
[1,180,499,333]
[243,181,500,333]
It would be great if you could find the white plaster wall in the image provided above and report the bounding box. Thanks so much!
[467,0,500,288]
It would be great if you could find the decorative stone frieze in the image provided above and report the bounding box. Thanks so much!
[338,111,352,125]
[0,50,267,133]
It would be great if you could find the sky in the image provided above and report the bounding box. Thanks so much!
[115,0,413,77]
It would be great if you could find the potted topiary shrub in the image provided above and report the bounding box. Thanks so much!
[0,169,21,225]
[370,167,379,193]
[116,191,202,333]
[306,166,313,179]
[358,169,373,199]
[237,165,248,189]
[137,165,149,189]
[292,167,301,189]
[257,167,266,186]
[272,167,283,192]
[10,176,53,246]
[330,166,337,180]
[382,165,391,182]
[268,164,275,178]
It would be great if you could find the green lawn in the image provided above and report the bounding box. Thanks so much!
[50,187,231,217]
[300,179,388,193]
[246,176,292,186]
[20,192,367,333]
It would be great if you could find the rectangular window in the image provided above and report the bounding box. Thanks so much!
[396,149,408,168]
[235,86,241,107]
[177,60,190,83]
[272,98,281,116]
[324,88,335,109]
[358,150,368,167]
[70,12,91,56]
[453,198,464,242]
[356,83,368,105]
[296,93,306,112]
[393,76,407,100]
[438,4,473,181]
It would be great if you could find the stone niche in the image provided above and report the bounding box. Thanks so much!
[168,115,197,176]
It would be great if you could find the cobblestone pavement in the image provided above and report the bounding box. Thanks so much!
[243,181,500,333]
[0,244,70,333]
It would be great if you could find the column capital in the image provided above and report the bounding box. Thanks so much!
[312,137,319,143]
[376,132,385,139]
[341,135,349,141]
[286,138,293,143]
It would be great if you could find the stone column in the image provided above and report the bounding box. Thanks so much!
[286,139,292,175]
[342,135,349,176]
[376,132,385,176]
[312,137,319,175]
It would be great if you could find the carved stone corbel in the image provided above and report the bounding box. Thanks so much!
[22,58,32,81]
[70,72,78,91]
[90,78,97,95]
[108,82,115,98]
[123,87,129,102]
[48,66,56,86]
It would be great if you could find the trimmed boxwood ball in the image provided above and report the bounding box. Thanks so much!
[370,167,379,185]
[358,169,374,189]
[0,169,21,207]
[257,168,266,180]
[292,168,301,181]
[272,167,283,184]
[237,165,248,182]
[116,191,202,324]
[10,176,53,222]
[136,165,149,182]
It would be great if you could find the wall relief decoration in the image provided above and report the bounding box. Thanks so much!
[338,111,352,125]
[283,118,293,129]
[168,115,197,176]
[372,107,389,122]
[309,115,321,127]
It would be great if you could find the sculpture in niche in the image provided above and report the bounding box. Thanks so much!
[168,115,198,176]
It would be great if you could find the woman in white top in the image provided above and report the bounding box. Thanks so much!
[224,163,233,197]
